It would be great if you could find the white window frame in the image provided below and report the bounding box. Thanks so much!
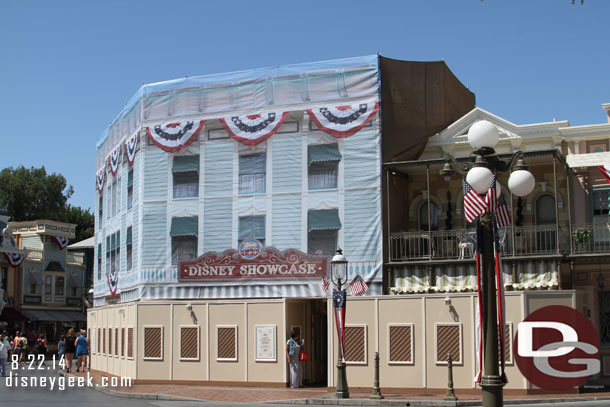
[142,325,164,361]
[344,324,368,366]
[434,323,463,365]
[179,325,200,362]
[216,325,238,362]
[387,323,415,365]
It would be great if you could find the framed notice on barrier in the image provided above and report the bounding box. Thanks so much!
[255,325,276,362]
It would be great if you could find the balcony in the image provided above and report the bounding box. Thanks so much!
[67,252,85,265]
[25,248,43,261]
[389,223,610,262]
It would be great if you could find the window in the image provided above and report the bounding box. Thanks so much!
[308,144,341,190]
[45,276,52,295]
[591,189,610,243]
[419,202,439,231]
[535,194,556,224]
[106,231,121,275]
[127,170,133,209]
[116,177,121,214]
[238,216,265,246]
[71,286,77,297]
[106,185,111,220]
[307,209,341,256]
[592,190,610,217]
[98,196,103,228]
[55,276,64,296]
[29,284,37,295]
[239,153,266,194]
[173,155,199,198]
[126,226,133,270]
[308,230,337,256]
[111,180,117,216]
[170,216,198,265]
[97,243,102,280]
[1,267,6,290]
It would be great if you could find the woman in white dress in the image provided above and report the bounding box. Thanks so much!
[286,330,304,388]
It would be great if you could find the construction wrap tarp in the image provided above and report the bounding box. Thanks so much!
[379,56,475,162]
[93,55,475,301]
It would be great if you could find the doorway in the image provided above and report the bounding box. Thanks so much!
[286,299,327,387]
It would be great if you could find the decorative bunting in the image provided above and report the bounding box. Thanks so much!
[321,277,330,292]
[107,269,118,296]
[3,252,25,267]
[307,100,379,139]
[124,133,139,167]
[109,146,121,176]
[220,112,289,146]
[96,168,106,194]
[145,120,205,153]
[599,165,610,184]
[53,235,70,250]
[333,290,347,363]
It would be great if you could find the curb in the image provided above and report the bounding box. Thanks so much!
[60,372,610,406]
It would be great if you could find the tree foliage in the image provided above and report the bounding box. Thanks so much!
[0,166,93,243]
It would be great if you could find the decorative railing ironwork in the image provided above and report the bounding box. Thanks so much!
[390,222,610,262]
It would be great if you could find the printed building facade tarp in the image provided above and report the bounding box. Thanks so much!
[93,55,383,303]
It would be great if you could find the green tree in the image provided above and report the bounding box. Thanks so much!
[0,166,73,221]
[63,204,94,243]
[0,166,94,243]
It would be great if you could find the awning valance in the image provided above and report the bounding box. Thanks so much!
[172,155,200,173]
[308,143,341,165]
[45,261,65,272]
[0,307,29,322]
[308,209,341,232]
[170,216,198,237]
[566,151,610,168]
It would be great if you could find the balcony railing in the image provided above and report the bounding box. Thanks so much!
[67,252,85,264]
[25,248,43,260]
[389,222,610,262]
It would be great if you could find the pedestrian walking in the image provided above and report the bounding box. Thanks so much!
[57,335,66,363]
[14,331,27,363]
[36,334,48,360]
[75,329,89,372]
[64,328,76,373]
[0,332,11,377]
[286,330,305,388]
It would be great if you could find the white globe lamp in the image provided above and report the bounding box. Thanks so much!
[466,167,494,195]
[508,170,535,197]
[467,120,499,150]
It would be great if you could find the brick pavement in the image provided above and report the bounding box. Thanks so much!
[65,369,610,405]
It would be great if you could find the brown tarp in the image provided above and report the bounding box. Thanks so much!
[379,56,475,162]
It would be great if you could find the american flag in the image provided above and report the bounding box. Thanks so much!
[333,290,347,363]
[485,176,498,214]
[599,165,610,184]
[463,179,487,223]
[349,274,369,296]
[495,192,511,228]
[321,277,330,292]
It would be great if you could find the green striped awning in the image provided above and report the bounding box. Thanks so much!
[308,144,341,166]
[170,216,198,237]
[172,155,200,173]
[308,209,341,232]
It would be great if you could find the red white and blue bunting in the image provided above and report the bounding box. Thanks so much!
[145,120,205,153]
[96,168,106,194]
[3,252,25,267]
[124,133,139,167]
[109,146,121,176]
[599,165,610,184]
[53,235,70,250]
[307,100,379,138]
[220,112,289,146]
[107,270,118,296]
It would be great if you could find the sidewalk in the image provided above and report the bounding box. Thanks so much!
[64,369,610,406]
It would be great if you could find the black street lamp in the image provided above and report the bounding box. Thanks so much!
[330,248,349,399]
[440,120,535,407]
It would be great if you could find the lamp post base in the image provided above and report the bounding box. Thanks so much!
[480,374,504,407]
[336,361,350,399]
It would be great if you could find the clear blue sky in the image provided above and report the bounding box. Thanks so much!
[1,1,608,210]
